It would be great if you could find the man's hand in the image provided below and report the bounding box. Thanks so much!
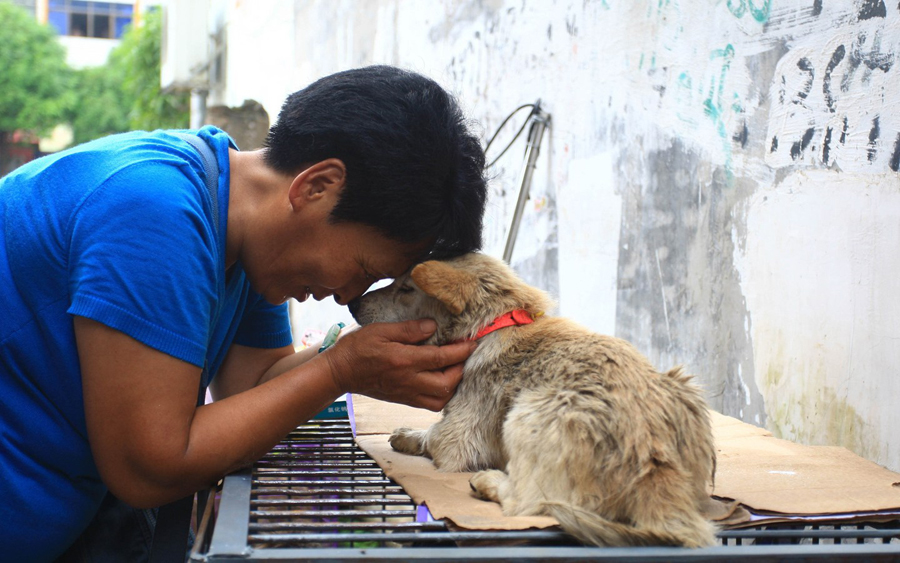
[323,319,476,411]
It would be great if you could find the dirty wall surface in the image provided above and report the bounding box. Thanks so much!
[217,0,900,471]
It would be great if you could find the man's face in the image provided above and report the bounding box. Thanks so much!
[290,220,422,306]
[250,215,424,307]
[240,157,427,307]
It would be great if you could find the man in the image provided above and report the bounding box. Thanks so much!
[0,66,487,561]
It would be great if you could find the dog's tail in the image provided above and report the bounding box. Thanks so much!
[543,501,717,548]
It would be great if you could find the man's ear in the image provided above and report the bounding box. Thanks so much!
[288,159,346,210]
[410,261,475,316]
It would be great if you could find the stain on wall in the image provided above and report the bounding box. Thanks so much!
[617,140,765,424]
[734,170,900,473]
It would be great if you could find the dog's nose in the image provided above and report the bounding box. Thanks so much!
[347,298,361,318]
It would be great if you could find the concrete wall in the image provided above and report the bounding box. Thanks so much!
[206,0,900,472]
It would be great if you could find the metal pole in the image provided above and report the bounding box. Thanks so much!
[502,103,551,264]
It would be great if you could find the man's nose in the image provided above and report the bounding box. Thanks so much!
[334,281,372,306]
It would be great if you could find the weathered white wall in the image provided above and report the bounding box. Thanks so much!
[735,171,900,467]
[205,0,900,472]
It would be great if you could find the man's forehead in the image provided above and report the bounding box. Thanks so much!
[385,240,431,275]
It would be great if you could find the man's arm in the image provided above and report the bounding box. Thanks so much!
[75,316,474,509]
[75,316,342,508]
[211,327,358,400]
[209,343,311,400]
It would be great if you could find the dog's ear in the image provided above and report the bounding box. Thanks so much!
[410,261,475,315]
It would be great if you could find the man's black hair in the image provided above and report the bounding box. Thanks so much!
[264,65,487,259]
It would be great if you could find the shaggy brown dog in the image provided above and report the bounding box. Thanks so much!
[349,253,717,547]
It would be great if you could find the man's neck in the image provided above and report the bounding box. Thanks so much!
[225,149,294,270]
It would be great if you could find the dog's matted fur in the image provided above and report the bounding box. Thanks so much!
[349,253,717,547]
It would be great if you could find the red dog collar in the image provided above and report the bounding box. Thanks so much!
[467,309,535,341]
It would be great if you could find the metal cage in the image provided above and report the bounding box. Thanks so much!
[191,417,900,562]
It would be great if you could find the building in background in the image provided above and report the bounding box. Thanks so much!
[35,0,145,68]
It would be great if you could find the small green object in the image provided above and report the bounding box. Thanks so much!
[318,322,345,353]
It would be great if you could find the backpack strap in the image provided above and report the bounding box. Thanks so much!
[171,131,221,395]
[173,131,220,233]
[149,131,221,563]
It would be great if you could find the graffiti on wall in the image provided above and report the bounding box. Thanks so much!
[766,11,899,172]
[725,0,772,22]
[644,0,771,178]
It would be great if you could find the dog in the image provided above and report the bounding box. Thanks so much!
[348,252,717,547]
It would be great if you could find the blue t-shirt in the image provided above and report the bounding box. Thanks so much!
[0,126,292,561]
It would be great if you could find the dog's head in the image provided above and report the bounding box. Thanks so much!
[348,253,553,344]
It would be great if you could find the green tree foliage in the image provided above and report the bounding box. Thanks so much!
[0,4,189,148]
[111,8,190,132]
[68,65,131,146]
[0,2,71,136]
[69,8,190,144]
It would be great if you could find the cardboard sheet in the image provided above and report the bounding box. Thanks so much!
[709,410,900,517]
[351,395,442,436]
[351,395,900,530]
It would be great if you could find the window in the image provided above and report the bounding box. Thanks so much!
[48,1,133,39]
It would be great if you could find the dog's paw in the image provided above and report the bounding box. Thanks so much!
[389,427,427,455]
[469,469,506,502]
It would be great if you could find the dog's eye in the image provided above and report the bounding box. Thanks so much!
[397,285,415,294]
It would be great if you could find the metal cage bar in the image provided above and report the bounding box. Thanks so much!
[193,417,900,562]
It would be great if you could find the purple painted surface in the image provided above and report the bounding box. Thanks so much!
[346,393,356,437]
[416,503,434,522]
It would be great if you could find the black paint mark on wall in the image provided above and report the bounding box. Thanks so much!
[565,14,577,36]
[890,134,900,172]
[867,117,880,162]
[733,123,749,148]
[841,33,893,94]
[858,0,887,19]
[795,58,814,102]
[812,0,823,16]
[823,45,846,112]
[840,42,863,92]
[791,128,816,160]
[837,29,896,95]
[822,127,833,164]
[772,35,894,170]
